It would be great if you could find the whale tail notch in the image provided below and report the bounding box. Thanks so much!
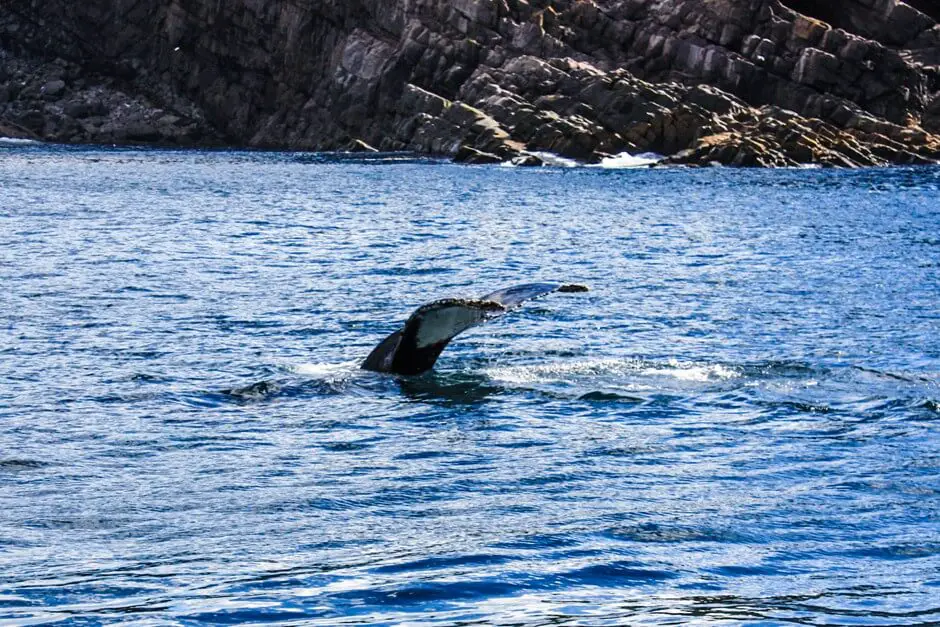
[361,283,589,375]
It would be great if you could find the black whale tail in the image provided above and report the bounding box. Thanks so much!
[361,283,589,375]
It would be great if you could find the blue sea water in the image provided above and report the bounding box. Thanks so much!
[0,144,938,626]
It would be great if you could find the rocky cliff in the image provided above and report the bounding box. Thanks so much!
[2,0,939,166]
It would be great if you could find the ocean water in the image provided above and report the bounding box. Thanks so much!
[1,144,938,626]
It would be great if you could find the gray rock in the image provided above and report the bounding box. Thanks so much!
[40,79,65,99]
[64,101,91,118]
[156,113,181,127]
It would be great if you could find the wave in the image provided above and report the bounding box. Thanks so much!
[292,360,361,378]
[483,357,739,386]
[519,151,579,167]
[502,151,662,168]
[205,357,936,414]
[595,151,663,168]
[0,137,41,146]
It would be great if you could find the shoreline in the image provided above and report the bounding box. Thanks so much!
[6,138,940,172]
[4,0,940,169]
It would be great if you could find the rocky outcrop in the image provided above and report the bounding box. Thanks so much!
[0,48,218,145]
[2,0,939,166]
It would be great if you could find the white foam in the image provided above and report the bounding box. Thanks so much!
[595,151,662,168]
[485,358,633,384]
[523,151,579,168]
[0,137,40,146]
[644,361,738,382]
[485,358,739,385]
[503,151,662,169]
[292,361,358,377]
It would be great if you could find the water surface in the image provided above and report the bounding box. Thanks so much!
[1,145,938,625]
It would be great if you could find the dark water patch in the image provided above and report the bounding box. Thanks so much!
[847,543,940,561]
[709,564,783,577]
[396,375,505,405]
[491,533,581,551]
[562,562,679,584]
[739,360,825,380]
[491,439,553,449]
[365,265,452,277]
[582,445,648,458]
[373,553,513,574]
[600,523,756,545]
[321,439,378,452]
[0,459,51,472]
[129,372,168,383]
[214,377,354,404]
[330,579,519,606]
[144,293,193,301]
[921,399,940,413]
[393,450,453,461]
[578,390,646,403]
[283,326,333,337]
[221,380,282,401]
[758,399,838,415]
[170,605,323,624]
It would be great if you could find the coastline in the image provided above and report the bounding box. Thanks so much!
[2,0,939,168]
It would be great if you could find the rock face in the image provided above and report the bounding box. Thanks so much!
[0,49,219,145]
[2,0,939,166]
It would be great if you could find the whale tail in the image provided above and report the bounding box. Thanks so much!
[361,283,589,375]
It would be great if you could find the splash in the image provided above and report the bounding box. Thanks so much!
[484,358,740,386]
[522,151,579,167]
[499,150,662,168]
[595,152,663,168]
[292,361,360,378]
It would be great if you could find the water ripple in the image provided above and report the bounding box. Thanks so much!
[0,147,938,625]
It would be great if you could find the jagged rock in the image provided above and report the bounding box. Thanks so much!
[1,0,938,166]
[924,94,940,134]
[0,47,220,145]
[661,105,940,167]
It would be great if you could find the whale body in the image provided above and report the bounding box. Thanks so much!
[361,283,589,375]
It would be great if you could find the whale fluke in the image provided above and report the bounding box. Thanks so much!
[361,283,589,375]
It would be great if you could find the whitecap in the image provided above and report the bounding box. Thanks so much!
[0,137,41,146]
[291,361,359,377]
[595,151,662,168]
[484,357,739,386]
[643,359,738,382]
[523,151,580,167]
